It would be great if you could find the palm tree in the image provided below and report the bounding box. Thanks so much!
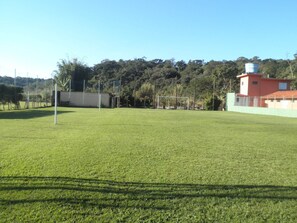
[54,59,73,91]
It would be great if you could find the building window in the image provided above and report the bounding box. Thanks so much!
[276,99,280,102]
[252,81,258,85]
[279,82,287,90]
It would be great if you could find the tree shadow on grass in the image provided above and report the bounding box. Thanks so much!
[0,109,74,119]
[0,176,296,212]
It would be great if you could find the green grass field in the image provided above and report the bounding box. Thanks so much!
[0,108,297,222]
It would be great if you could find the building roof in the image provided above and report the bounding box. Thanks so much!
[236,73,263,78]
[263,90,297,99]
[236,93,248,97]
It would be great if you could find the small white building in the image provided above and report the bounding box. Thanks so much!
[263,91,297,110]
[59,91,112,108]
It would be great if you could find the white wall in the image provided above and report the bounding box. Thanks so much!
[60,92,110,107]
[240,76,249,95]
[264,99,297,110]
[227,93,297,117]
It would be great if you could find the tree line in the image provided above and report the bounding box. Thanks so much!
[0,76,53,107]
[1,55,296,110]
[54,56,297,109]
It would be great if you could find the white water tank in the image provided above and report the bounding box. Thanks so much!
[245,63,259,73]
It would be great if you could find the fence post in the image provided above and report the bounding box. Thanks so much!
[54,83,57,125]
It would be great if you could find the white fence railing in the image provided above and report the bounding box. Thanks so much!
[235,95,297,110]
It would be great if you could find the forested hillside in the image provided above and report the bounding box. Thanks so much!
[53,56,297,109]
[1,56,297,109]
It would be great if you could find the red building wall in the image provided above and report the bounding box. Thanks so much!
[246,75,262,96]
[238,74,291,97]
[259,78,291,96]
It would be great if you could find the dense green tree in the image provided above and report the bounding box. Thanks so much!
[205,94,221,111]
[190,76,213,108]
[212,61,239,108]
[175,60,187,72]
[70,59,92,91]
[0,84,23,110]
[135,82,154,107]
[54,58,91,91]
[180,60,204,85]
[260,59,279,78]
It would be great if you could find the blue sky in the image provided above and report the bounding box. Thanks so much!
[1,0,297,78]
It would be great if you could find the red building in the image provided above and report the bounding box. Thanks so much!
[236,63,294,107]
[237,73,291,97]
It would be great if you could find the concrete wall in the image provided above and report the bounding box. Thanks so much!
[60,91,110,107]
[264,99,297,110]
[226,93,297,118]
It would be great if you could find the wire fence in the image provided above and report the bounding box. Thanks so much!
[0,92,53,111]
[235,95,297,110]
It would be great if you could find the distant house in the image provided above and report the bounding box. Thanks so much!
[236,63,293,108]
[237,73,291,97]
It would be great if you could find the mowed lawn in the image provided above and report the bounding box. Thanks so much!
[0,108,297,222]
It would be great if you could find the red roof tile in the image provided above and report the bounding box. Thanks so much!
[263,90,297,99]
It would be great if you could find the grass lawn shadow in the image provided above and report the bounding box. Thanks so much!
[1,176,296,211]
[0,109,74,119]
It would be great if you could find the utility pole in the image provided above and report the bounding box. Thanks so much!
[54,83,58,125]
[117,78,122,108]
[212,77,216,111]
[82,79,85,105]
[153,80,156,109]
[193,79,197,110]
[36,75,38,108]
[26,73,29,109]
[98,79,101,111]
[133,75,136,107]
[175,76,178,109]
